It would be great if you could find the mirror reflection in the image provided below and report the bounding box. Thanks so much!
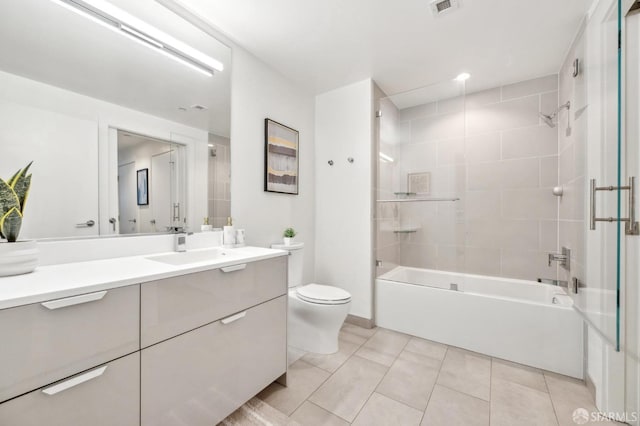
[117,131,186,234]
[0,0,231,240]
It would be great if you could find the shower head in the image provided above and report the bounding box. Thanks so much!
[539,112,557,128]
[539,101,570,128]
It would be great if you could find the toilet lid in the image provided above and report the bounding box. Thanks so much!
[296,284,351,305]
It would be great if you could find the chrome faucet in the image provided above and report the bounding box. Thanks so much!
[547,253,567,267]
[548,247,571,270]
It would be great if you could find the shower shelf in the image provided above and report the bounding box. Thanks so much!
[393,226,420,233]
[377,197,460,203]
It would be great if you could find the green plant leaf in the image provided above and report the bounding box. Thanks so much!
[0,207,22,242]
[7,168,22,187]
[10,162,33,213]
[0,178,19,216]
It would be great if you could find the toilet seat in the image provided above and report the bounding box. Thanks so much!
[295,284,351,305]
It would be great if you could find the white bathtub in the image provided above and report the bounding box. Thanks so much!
[375,266,584,378]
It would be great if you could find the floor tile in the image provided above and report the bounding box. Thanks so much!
[289,401,350,426]
[288,346,306,366]
[545,373,619,425]
[219,397,301,426]
[436,348,491,401]
[339,329,368,346]
[404,337,448,361]
[491,377,558,426]
[352,392,423,426]
[355,328,411,367]
[376,350,440,410]
[308,355,388,422]
[492,358,547,393]
[302,336,362,373]
[421,384,489,426]
[341,323,377,339]
[257,360,330,416]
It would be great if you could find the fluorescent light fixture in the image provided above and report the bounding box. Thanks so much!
[379,152,395,163]
[48,0,223,76]
[120,24,164,49]
[455,72,471,82]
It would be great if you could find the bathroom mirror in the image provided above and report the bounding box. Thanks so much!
[0,0,231,239]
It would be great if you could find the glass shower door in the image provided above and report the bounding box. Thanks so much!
[582,0,625,352]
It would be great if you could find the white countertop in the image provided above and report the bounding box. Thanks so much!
[0,246,287,310]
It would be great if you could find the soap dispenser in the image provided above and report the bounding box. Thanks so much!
[201,217,212,232]
[223,217,236,247]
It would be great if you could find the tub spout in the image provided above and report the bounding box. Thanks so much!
[537,278,568,288]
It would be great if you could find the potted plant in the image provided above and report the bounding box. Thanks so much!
[283,227,297,246]
[0,162,38,277]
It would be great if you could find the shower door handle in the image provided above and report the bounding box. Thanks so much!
[590,177,639,235]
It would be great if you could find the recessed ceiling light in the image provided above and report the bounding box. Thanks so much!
[455,72,471,82]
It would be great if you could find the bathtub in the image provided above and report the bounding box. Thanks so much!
[375,266,584,378]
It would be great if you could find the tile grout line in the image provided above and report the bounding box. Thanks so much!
[419,345,450,425]
[348,330,412,424]
[489,357,493,425]
[295,327,379,424]
[543,373,562,426]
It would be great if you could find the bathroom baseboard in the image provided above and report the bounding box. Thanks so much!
[585,373,596,400]
[346,314,375,329]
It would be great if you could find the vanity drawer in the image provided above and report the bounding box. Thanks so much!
[141,255,286,347]
[0,352,139,426]
[141,295,287,426]
[0,285,139,403]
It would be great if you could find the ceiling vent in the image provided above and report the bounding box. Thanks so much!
[430,0,459,16]
[190,104,208,111]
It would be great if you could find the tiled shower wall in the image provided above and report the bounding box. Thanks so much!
[376,75,562,281]
[208,133,231,228]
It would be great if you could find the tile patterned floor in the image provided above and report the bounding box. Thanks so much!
[224,324,621,426]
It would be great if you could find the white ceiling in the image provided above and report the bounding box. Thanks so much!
[171,0,591,97]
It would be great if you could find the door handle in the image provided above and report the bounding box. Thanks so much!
[109,217,117,232]
[41,291,107,310]
[590,177,639,235]
[42,366,107,395]
[76,220,95,228]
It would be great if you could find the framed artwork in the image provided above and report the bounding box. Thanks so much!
[407,172,431,195]
[264,118,299,195]
[137,168,149,205]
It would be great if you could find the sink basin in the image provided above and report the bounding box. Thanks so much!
[146,248,234,266]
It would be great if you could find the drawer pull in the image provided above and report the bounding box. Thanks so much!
[41,291,108,310]
[221,311,247,325]
[221,264,247,273]
[42,366,107,395]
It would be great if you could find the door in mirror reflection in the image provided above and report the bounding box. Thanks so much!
[117,131,185,234]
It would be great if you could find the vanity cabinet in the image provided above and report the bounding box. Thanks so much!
[0,254,288,426]
[0,285,140,403]
[141,255,287,347]
[0,352,140,426]
[141,296,287,426]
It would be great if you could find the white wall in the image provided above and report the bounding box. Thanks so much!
[315,79,374,320]
[230,48,316,284]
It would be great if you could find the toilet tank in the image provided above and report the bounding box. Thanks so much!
[271,242,304,288]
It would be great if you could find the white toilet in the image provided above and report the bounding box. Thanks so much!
[271,242,351,355]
